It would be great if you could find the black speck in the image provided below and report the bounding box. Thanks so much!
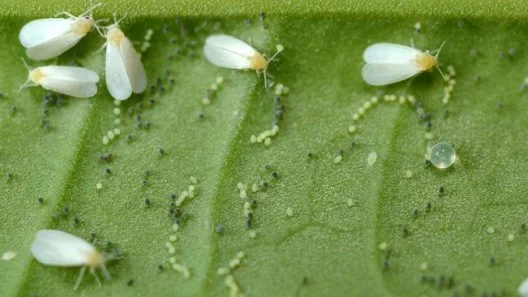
[382,260,389,271]
[412,209,419,218]
[251,199,257,207]
[264,164,271,170]
[437,275,446,288]
[144,199,151,207]
[521,223,526,233]
[62,207,69,214]
[98,153,113,162]
[73,217,80,225]
[170,193,176,200]
[425,121,432,131]
[37,197,44,204]
[489,256,495,265]
[423,113,431,121]
[104,168,112,175]
[10,106,17,113]
[425,202,432,212]
[438,186,445,195]
[259,12,266,20]
[157,264,164,271]
[443,109,449,118]
[158,148,165,155]
[402,227,409,237]
[215,225,225,233]
[103,240,112,249]
[140,180,148,186]
[307,152,313,159]
[420,274,427,284]
[271,172,278,179]
[127,279,134,286]
[246,218,252,228]
[447,276,455,289]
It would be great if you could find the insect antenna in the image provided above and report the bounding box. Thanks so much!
[434,41,447,80]
[80,2,103,18]
[434,41,446,58]
[17,58,33,93]
[267,45,284,63]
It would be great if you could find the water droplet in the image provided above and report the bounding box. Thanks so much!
[429,142,456,169]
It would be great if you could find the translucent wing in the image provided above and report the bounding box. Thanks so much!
[19,18,74,48]
[41,66,99,83]
[519,277,528,297]
[31,230,95,267]
[40,78,98,98]
[26,31,83,61]
[120,37,147,94]
[363,43,421,64]
[203,34,256,69]
[361,63,421,86]
[106,43,132,100]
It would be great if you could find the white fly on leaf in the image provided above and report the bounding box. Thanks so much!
[361,42,446,86]
[31,230,115,290]
[203,34,283,87]
[18,3,103,61]
[19,60,99,98]
[102,15,147,100]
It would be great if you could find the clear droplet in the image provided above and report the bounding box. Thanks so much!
[429,142,456,169]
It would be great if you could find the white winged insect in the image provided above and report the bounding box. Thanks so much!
[361,42,446,86]
[19,60,99,98]
[31,229,112,290]
[203,34,284,87]
[102,16,147,101]
[19,3,102,61]
[519,277,528,297]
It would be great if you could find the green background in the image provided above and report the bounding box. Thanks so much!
[1,1,527,296]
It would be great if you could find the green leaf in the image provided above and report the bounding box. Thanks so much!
[1,2,528,297]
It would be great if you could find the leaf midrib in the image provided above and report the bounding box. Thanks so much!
[13,99,99,296]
